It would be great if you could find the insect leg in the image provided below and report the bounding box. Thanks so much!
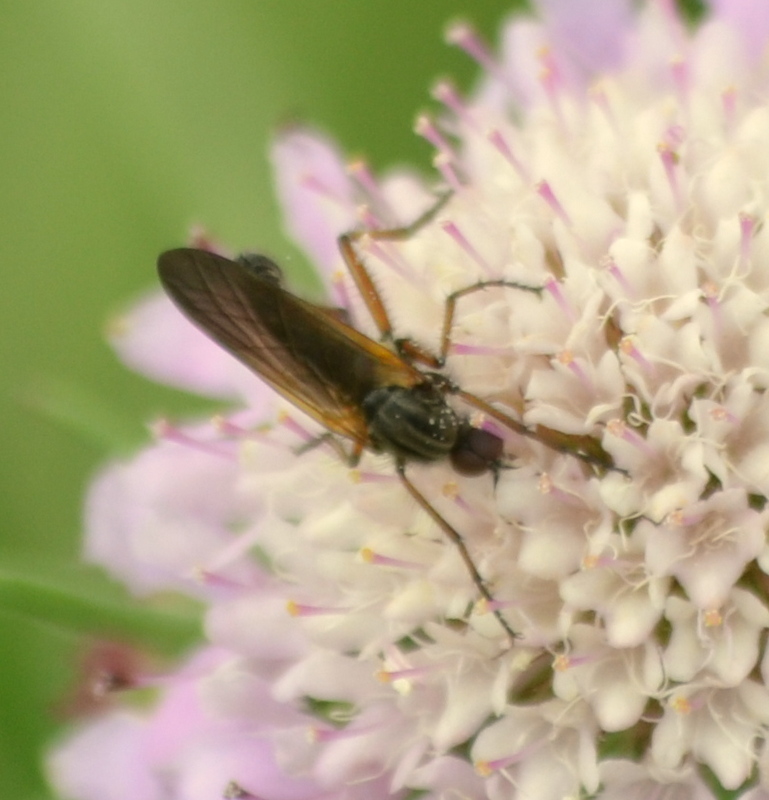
[453,387,616,471]
[395,461,518,644]
[337,192,452,358]
[294,432,365,467]
[438,280,542,365]
[440,281,616,471]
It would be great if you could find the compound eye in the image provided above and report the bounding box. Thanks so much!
[450,427,503,476]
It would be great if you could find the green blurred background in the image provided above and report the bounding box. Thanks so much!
[0,2,523,797]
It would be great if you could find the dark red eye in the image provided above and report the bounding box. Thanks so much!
[450,426,504,476]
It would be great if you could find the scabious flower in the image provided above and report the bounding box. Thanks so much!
[48,1,769,798]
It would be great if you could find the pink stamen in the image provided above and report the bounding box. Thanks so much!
[657,142,682,209]
[212,416,285,450]
[414,114,454,159]
[151,419,235,460]
[468,414,506,441]
[277,411,315,443]
[670,56,689,102]
[308,723,373,744]
[589,83,617,131]
[286,600,349,617]
[665,125,686,148]
[432,80,479,131]
[450,342,507,356]
[300,174,348,209]
[556,350,592,391]
[538,473,584,507]
[538,48,565,127]
[433,151,463,192]
[670,693,705,714]
[440,219,490,273]
[211,416,248,437]
[657,0,687,46]
[543,276,576,321]
[602,255,635,297]
[536,180,571,227]
[665,508,703,528]
[582,552,619,570]
[553,652,592,671]
[722,86,737,131]
[739,211,755,270]
[360,547,424,571]
[475,596,516,614]
[356,204,383,231]
[442,480,473,515]
[193,569,249,593]
[606,419,656,456]
[203,528,263,576]
[475,739,541,776]
[348,159,388,211]
[702,280,723,338]
[537,47,562,89]
[486,129,528,181]
[363,235,411,280]
[619,336,654,374]
[445,21,499,77]
[331,269,352,311]
[349,469,396,485]
[376,665,434,683]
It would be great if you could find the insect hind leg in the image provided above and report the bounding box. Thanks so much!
[395,461,518,644]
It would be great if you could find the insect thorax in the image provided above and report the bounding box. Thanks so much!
[362,385,460,463]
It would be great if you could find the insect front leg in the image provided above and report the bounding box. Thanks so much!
[395,461,518,645]
[295,432,364,468]
[338,191,452,364]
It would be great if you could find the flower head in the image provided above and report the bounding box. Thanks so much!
[50,2,769,798]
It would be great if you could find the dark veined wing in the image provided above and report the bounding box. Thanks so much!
[157,248,424,443]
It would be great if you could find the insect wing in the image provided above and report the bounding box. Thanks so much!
[157,248,423,443]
